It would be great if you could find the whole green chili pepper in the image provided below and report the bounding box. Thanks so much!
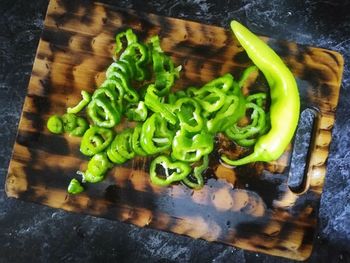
[183,155,209,190]
[67,90,91,114]
[83,153,113,183]
[67,178,84,194]
[47,115,63,134]
[222,21,300,166]
[80,126,114,156]
[150,155,191,187]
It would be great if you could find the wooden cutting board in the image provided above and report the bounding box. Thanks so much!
[6,0,344,260]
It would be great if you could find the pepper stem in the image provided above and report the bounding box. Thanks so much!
[221,151,261,166]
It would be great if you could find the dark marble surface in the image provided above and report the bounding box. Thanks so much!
[1,0,349,262]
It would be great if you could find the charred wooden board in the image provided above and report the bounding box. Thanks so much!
[5,0,344,260]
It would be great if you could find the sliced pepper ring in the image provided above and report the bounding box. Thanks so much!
[87,96,121,128]
[150,155,191,187]
[183,155,209,190]
[140,113,175,155]
[171,129,214,163]
[80,126,114,156]
[174,97,204,133]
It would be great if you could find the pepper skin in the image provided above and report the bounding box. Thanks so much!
[222,21,300,165]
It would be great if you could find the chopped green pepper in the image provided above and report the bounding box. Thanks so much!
[114,28,138,58]
[47,115,63,134]
[140,113,175,154]
[125,101,148,122]
[132,124,148,156]
[171,130,214,163]
[183,155,209,190]
[83,153,112,183]
[70,117,89,137]
[61,113,78,132]
[174,97,204,133]
[150,155,191,187]
[144,84,177,125]
[67,90,91,114]
[67,178,84,194]
[80,126,114,156]
[87,96,121,128]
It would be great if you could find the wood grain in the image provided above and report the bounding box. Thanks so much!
[5,0,344,261]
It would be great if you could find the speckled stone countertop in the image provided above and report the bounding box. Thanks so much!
[1,0,349,262]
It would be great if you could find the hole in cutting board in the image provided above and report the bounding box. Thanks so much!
[287,108,318,194]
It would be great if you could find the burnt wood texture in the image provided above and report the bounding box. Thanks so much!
[5,0,344,261]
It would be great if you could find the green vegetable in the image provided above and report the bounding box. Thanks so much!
[107,129,135,163]
[183,155,209,189]
[144,84,177,125]
[222,21,300,165]
[87,96,121,128]
[80,126,114,156]
[114,28,138,57]
[126,101,148,122]
[67,90,91,114]
[150,155,191,186]
[67,179,84,194]
[149,36,181,96]
[206,95,245,133]
[190,86,226,114]
[225,101,268,146]
[174,97,204,133]
[108,70,139,103]
[47,115,63,134]
[61,113,77,132]
[171,130,214,163]
[83,153,112,183]
[120,42,150,81]
[140,113,175,155]
[70,117,89,137]
[132,124,148,156]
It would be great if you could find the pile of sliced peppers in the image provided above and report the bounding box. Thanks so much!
[46,24,296,195]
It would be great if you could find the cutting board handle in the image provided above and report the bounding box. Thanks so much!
[287,108,318,194]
